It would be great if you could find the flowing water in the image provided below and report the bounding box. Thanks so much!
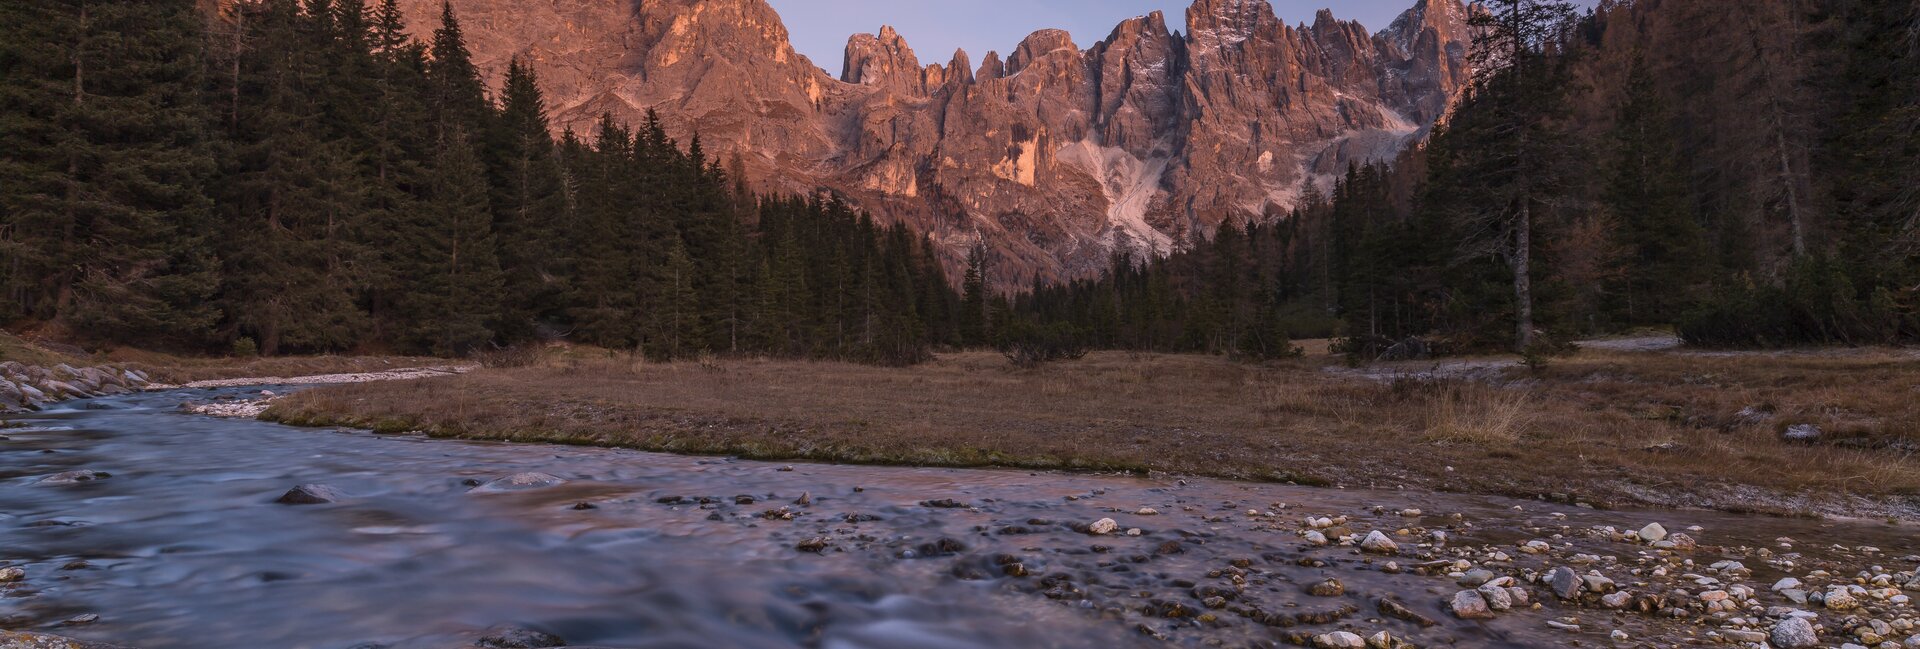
[1,386,1915,648]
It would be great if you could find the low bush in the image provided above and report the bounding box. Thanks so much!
[998,322,1089,368]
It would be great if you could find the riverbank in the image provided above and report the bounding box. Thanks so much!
[7,386,1920,648]
[1,330,444,386]
[265,347,1920,520]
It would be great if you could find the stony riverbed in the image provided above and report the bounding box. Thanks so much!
[2,387,1918,648]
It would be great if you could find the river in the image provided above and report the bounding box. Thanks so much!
[2,386,1915,648]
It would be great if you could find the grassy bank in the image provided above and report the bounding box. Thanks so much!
[264,347,1920,518]
[1,330,439,384]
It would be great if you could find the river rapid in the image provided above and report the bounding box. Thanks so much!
[2,386,1916,648]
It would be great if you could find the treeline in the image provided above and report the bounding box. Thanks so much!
[1015,0,1920,356]
[0,0,958,362]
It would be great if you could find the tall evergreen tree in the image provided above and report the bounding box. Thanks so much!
[0,0,222,345]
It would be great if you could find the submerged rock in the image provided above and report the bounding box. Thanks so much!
[469,473,568,493]
[37,470,110,485]
[457,624,565,648]
[276,484,348,505]
[0,631,134,649]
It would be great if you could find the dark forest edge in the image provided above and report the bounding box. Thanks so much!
[1009,0,1920,361]
[3,0,1918,366]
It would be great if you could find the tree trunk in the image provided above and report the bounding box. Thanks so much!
[1513,200,1535,351]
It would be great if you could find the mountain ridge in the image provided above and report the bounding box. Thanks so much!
[378,0,1477,283]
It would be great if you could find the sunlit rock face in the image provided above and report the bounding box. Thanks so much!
[366,0,1476,284]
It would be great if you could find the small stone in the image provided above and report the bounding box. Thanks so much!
[62,614,99,626]
[1087,518,1119,535]
[0,567,23,582]
[1784,424,1824,442]
[1308,578,1345,597]
[1600,591,1632,609]
[1313,631,1365,649]
[37,470,109,485]
[1548,566,1583,600]
[472,624,564,648]
[275,484,347,505]
[1610,630,1629,642]
[1477,584,1514,611]
[1450,589,1496,619]
[1360,530,1399,554]
[1774,577,1805,592]
[1772,617,1820,648]
[1366,631,1395,649]
[796,537,832,553]
[1304,530,1329,546]
[1135,507,1159,516]
[1639,522,1668,543]
[469,472,567,493]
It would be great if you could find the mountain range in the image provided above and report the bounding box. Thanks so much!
[384,0,1477,282]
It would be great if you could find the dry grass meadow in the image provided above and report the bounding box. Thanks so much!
[2,330,442,384]
[266,345,1920,518]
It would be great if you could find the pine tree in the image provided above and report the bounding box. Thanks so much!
[487,59,570,337]
[1451,0,1582,351]
[0,0,222,346]
[1603,53,1708,326]
[397,126,502,354]
[425,1,488,133]
[960,240,989,346]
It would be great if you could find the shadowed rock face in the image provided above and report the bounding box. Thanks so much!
[372,0,1475,284]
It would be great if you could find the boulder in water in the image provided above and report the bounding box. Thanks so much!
[277,484,348,505]
[469,473,568,493]
[469,624,565,648]
[37,470,110,485]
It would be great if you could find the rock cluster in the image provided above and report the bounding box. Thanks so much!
[1,361,150,413]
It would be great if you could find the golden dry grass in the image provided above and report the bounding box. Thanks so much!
[265,346,1920,516]
[2,330,438,383]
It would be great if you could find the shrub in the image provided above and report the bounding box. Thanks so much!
[230,337,259,358]
[1678,257,1916,348]
[998,322,1089,368]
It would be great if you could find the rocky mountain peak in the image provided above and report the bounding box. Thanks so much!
[1185,0,1281,53]
[843,24,926,96]
[1007,29,1079,76]
[372,0,1479,284]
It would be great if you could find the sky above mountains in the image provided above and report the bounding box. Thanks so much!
[763,1,1519,74]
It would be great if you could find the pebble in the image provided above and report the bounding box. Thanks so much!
[1360,530,1399,555]
[1313,631,1365,649]
[0,567,22,582]
[1087,518,1118,535]
[1639,522,1668,543]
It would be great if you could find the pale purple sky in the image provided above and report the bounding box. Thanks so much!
[764,0,1590,75]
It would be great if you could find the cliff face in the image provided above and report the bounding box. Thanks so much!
[388,0,1476,283]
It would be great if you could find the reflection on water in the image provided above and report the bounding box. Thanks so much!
[0,387,1913,648]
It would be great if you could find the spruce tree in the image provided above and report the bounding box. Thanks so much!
[0,0,222,346]
[398,126,502,354]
